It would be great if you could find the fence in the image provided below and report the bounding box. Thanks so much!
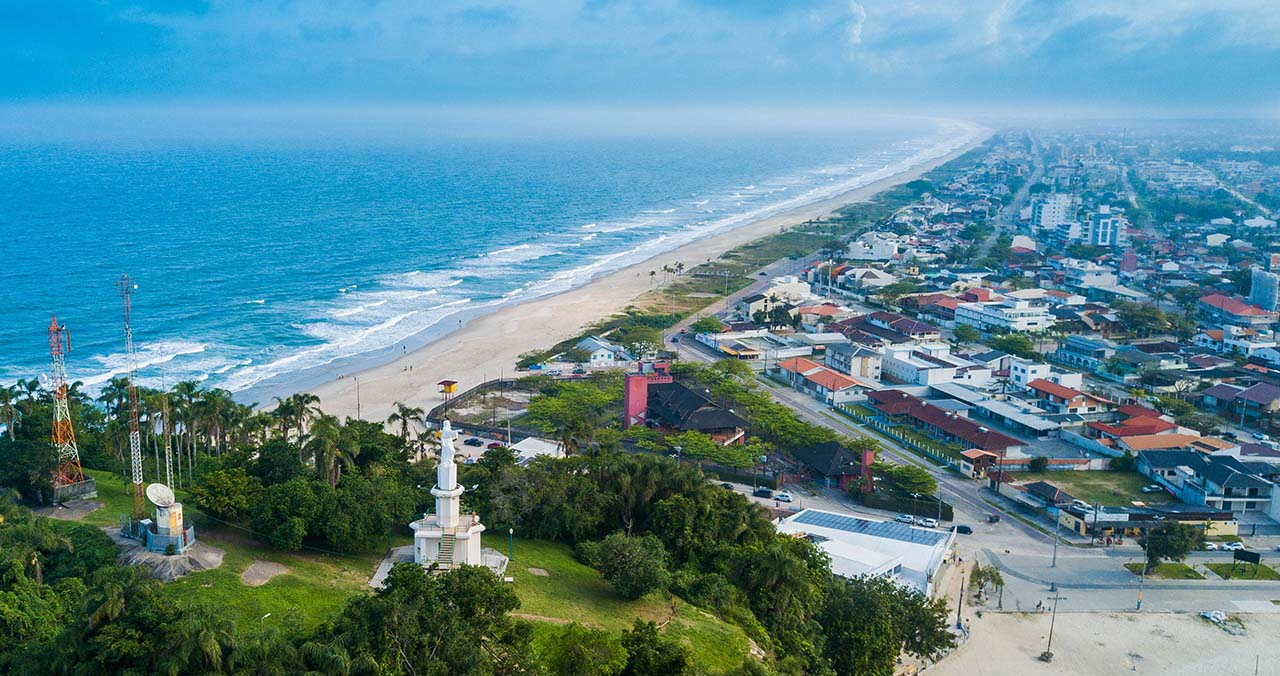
[856,490,954,522]
[835,406,964,471]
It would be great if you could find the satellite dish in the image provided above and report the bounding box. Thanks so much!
[146,483,175,508]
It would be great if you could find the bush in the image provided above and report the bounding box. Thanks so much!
[584,533,671,600]
[1028,456,1049,473]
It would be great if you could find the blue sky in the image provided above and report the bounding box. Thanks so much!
[4,0,1280,111]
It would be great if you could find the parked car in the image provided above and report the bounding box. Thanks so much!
[463,438,484,447]
[1253,432,1269,441]
[1222,541,1245,551]
[1140,484,1163,494]
[487,442,503,449]
[919,518,938,528]
[951,525,973,535]
[752,487,774,498]
[774,492,793,503]
[464,457,477,465]
[894,514,915,524]
[719,482,734,490]
[1203,542,1220,551]
[572,367,587,375]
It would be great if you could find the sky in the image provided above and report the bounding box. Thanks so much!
[3,1,1280,113]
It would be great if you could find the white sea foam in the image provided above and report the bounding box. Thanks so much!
[80,341,211,389]
[223,119,984,395]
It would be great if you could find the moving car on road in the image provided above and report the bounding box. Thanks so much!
[463,438,484,447]
[918,518,938,528]
[1222,541,1245,551]
[895,514,915,524]
[951,525,973,535]
[774,492,793,503]
[752,487,774,498]
[719,482,734,490]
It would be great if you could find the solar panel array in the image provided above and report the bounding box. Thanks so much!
[791,510,947,546]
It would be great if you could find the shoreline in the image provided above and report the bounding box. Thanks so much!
[306,128,991,421]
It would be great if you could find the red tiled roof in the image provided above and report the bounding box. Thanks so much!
[1087,415,1178,437]
[777,357,823,374]
[1027,378,1084,401]
[1200,293,1271,317]
[805,369,860,392]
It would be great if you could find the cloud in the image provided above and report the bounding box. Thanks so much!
[1,0,1278,109]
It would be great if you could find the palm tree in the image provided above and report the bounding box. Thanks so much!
[386,401,425,444]
[161,608,237,674]
[306,414,358,487]
[2,514,71,585]
[0,385,18,440]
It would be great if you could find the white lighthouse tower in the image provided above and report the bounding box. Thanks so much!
[411,420,487,569]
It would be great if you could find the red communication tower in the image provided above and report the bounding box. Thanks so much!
[49,315,86,488]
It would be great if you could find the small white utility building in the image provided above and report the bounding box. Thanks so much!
[776,509,954,595]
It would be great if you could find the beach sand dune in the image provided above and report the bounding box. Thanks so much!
[308,134,988,422]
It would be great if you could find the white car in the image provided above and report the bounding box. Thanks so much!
[774,492,793,503]
[918,518,939,528]
[1222,541,1245,551]
[1203,542,1220,551]
[895,514,915,524]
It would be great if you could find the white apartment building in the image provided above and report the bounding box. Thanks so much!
[882,344,992,387]
[1009,357,1085,390]
[1032,193,1075,231]
[954,298,1055,334]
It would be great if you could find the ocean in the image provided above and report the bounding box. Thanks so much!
[0,110,978,404]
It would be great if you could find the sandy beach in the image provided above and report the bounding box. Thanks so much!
[308,130,989,421]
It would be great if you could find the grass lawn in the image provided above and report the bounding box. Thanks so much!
[163,529,381,636]
[1124,562,1205,580]
[1205,562,1280,580]
[509,538,753,674]
[75,469,382,637]
[78,468,142,527]
[1011,470,1176,507]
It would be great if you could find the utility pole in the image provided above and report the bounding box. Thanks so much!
[1039,590,1067,662]
[1051,507,1062,567]
[954,574,965,630]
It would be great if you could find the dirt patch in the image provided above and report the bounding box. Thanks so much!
[512,612,573,625]
[34,499,103,521]
[241,560,289,587]
[527,567,550,577]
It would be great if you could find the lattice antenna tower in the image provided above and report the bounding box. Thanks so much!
[159,365,173,489]
[117,274,145,520]
[48,315,86,488]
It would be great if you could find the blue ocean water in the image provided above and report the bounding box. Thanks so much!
[0,112,976,403]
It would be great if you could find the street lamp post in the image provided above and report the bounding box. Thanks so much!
[509,528,514,561]
[1137,560,1146,610]
[260,612,271,637]
[1039,590,1066,662]
[353,377,361,420]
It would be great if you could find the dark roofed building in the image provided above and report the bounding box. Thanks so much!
[792,441,872,490]
[647,381,748,445]
[1137,449,1277,515]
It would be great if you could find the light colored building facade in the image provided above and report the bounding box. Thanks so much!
[955,298,1055,333]
[1250,267,1280,312]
